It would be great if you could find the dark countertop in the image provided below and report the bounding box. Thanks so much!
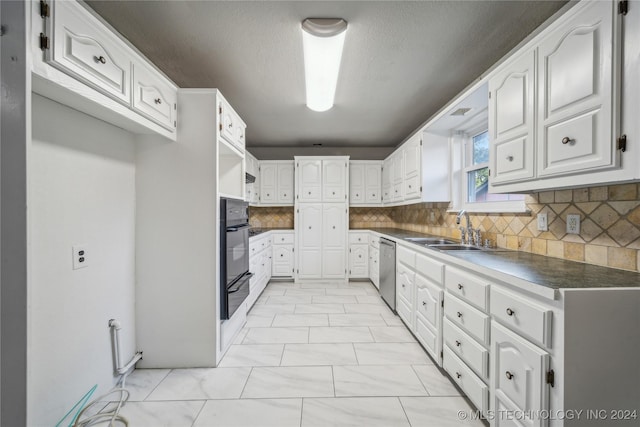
[355,228,640,293]
[249,227,294,237]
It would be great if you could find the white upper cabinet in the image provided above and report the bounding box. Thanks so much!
[322,159,348,202]
[297,159,323,203]
[132,60,177,131]
[489,50,536,185]
[349,163,365,204]
[259,161,294,205]
[403,134,422,180]
[260,163,277,203]
[349,161,382,206]
[219,97,246,154]
[364,163,382,204]
[382,158,392,203]
[278,163,294,204]
[537,0,617,178]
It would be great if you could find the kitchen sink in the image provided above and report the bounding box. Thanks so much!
[428,244,483,251]
[404,237,458,245]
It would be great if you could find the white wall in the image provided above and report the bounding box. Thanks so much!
[28,95,136,426]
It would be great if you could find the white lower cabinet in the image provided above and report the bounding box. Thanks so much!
[444,346,490,414]
[246,233,272,309]
[369,234,380,288]
[348,233,369,279]
[415,275,443,365]
[396,251,416,330]
[271,231,294,278]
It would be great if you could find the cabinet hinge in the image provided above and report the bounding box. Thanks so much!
[420,139,423,146]
[39,33,49,50]
[488,92,491,99]
[488,168,491,177]
[619,0,628,15]
[219,123,222,132]
[219,106,222,114]
[617,134,627,152]
[441,300,444,308]
[345,194,347,200]
[546,369,555,387]
[174,121,177,128]
[296,209,299,213]
[440,351,443,359]
[420,186,422,192]
[40,0,50,18]
[297,269,299,273]
[174,103,177,110]
[349,248,352,253]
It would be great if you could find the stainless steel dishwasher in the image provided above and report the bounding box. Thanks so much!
[379,238,396,312]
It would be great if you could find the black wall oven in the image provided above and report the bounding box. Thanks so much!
[220,197,252,320]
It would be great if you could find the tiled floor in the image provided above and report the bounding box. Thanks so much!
[117,280,484,426]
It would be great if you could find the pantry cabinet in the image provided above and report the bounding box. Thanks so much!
[259,161,294,205]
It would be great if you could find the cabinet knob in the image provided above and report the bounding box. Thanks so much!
[505,371,514,380]
[308,191,311,195]
[506,155,514,162]
[332,191,336,195]
[456,311,463,318]
[456,372,462,379]
[457,284,463,290]
[422,301,427,306]
[332,226,336,229]
[228,122,233,128]
[284,194,287,197]
[561,136,572,145]
[154,98,162,105]
[356,193,359,197]
[408,185,412,188]
[281,238,285,241]
[308,226,312,229]
[506,308,515,316]
[280,254,283,257]
[455,340,461,347]
[402,284,406,288]
[95,55,106,64]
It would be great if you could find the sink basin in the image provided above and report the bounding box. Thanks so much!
[428,244,483,251]
[404,237,457,245]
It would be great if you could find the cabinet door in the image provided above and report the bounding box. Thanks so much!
[51,0,131,104]
[132,60,177,132]
[297,160,322,202]
[492,322,550,427]
[219,99,236,146]
[296,204,323,279]
[392,153,403,184]
[260,163,277,203]
[322,159,348,202]
[364,164,382,204]
[272,245,293,277]
[349,163,365,204]
[489,50,535,184]
[349,244,369,278]
[403,136,421,179]
[322,204,347,279]
[369,246,379,287]
[537,0,617,178]
[277,162,294,204]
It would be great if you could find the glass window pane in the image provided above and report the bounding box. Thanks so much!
[472,131,489,165]
[467,167,489,202]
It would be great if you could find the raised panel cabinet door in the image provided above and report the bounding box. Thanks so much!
[403,136,421,179]
[277,162,294,204]
[322,204,347,278]
[260,163,277,203]
[51,0,131,104]
[364,163,382,203]
[382,159,392,190]
[489,49,535,184]
[132,60,177,131]
[322,159,348,201]
[537,0,617,178]
[349,244,369,278]
[296,204,323,279]
[219,99,236,145]
[392,153,403,184]
[297,160,322,202]
[492,322,550,427]
[349,163,365,204]
[415,275,442,331]
[272,245,293,277]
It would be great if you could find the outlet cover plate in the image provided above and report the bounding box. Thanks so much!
[72,245,88,269]
[537,213,548,231]
[566,214,581,234]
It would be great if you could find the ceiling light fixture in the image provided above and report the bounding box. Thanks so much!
[301,18,348,112]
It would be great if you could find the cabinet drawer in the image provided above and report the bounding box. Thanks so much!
[51,0,131,104]
[416,253,443,285]
[397,296,413,330]
[416,316,438,361]
[349,232,370,244]
[491,286,553,349]
[396,263,414,304]
[445,294,490,346]
[397,245,416,268]
[132,60,177,131]
[272,233,294,245]
[415,276,442,331]
[443,346,489,414]
[445,267,489,311]
[444,318,489,380]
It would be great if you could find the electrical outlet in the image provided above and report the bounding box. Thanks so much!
[537,213,548,231]
[429,212,436,222]
[72,245,88,270]
[566,214,581,234]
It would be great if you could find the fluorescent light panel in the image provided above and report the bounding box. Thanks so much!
[302,18,347,112]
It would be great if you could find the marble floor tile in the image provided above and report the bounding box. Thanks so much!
[245,313,274,327]
[354,343,433,365]
[280,343,357,366]
[272,313,329,327]
[218,344,284,367]
[400,396,484,426]
[248,303,296,315]
[266,295,314,305]
[369,326,417,343]
[242,366,334,398]
[261,289,286,296]
[194,398,302,427]
[266,282,301,290]
[364,287,381,295]
[341,281,377,289]
[147,368,251,400]
[301,397,410,427]
[333,365,427,397]
[119,401,204,427]
[123,369,171,401]
[232,328,249,344]
[329,314,388,327]
[356,295,385,304]
[295,303,345,314]
[309,327,374,343]
[300,282,339,289]
[382,315,406,326]
[344,303,394,314]
[243,327,309,344]
[325,288,368,296]
[284,288,327,296]
[312,295,359,304]
[412,365,461,396]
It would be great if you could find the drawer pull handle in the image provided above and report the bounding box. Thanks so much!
[506,371,514,380]
[422,301,427,306]
[280,254,283,257]
[455,372,462,379]
[455,340,461,347]
[561,136,572,145]
[506,308,515,316]
[154,98,162,105]
[457,284,463,290]
[506,155,514,161]
[95,55,106,64]
[456,311,463,318]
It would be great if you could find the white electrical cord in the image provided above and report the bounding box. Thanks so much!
[72,373,130,426]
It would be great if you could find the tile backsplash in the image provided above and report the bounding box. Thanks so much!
[250,183,640,272]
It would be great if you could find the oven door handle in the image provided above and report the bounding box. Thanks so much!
[228,272,254,293]
[227,223,251,232]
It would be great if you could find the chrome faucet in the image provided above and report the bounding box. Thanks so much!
[456,210,471,244]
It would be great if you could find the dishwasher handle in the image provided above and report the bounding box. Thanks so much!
[380,238,395,248]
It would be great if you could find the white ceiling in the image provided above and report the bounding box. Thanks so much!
[86,1,567,150]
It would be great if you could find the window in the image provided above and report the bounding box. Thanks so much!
[462,129,525,211]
